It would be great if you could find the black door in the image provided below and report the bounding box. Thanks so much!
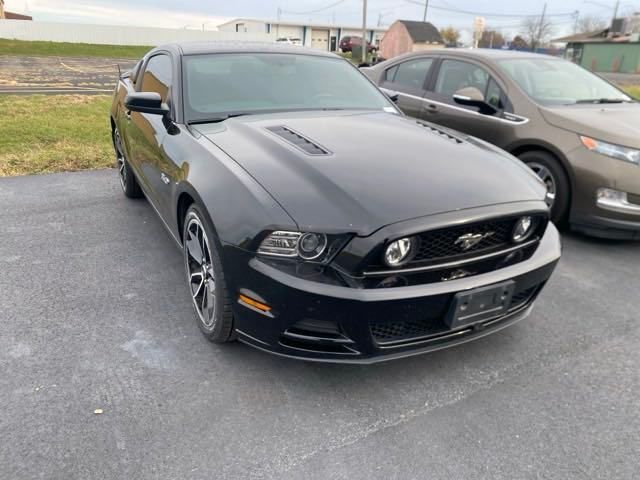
[330,36,337,52]
[126,53,177,217]
[379,57,435,119]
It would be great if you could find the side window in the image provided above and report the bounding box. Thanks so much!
[385,58,433,91]
[434,59,489,97]
[384,65,399,82]
[140,54,173,103]
[485,78,504,110]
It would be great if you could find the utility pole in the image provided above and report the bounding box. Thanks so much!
[422,0,429,22]
[277,7,281,22]
[573,10,580,34]
[535,2,547,52]
[361,0,368,64]
[611,0,620,27]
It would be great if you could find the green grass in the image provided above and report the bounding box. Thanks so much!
[0,39,151,58]
[0,95,114,176]
[622,85,640,100]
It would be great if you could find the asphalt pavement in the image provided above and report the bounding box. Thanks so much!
[0,56,136,94]
[1,169,639,479]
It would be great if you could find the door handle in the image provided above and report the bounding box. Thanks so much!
[424,103,438,113]
[125,110,132,121]
[160,173,170,185]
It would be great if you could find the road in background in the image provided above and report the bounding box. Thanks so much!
[0,56,136,94]
[1,170,639,479]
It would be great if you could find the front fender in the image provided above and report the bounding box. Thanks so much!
[171,130,298,249]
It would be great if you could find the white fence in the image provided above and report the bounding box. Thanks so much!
[0,20,275,46]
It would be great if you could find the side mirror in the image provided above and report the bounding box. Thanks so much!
[380,87,400,103]
[453,87,498,115]
[125,92,170,116]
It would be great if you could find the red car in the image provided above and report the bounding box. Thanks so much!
[340,36,377,53]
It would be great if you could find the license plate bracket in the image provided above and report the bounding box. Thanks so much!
[445,281,515,330]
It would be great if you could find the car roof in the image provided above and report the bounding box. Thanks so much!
[382,48,562,64]
[151,41,337,58]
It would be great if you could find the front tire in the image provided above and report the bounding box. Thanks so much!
[183,205,234,343]
[113,127,142,199]
[519,150,570,224]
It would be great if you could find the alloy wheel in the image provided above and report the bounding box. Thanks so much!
[114,129,127,192]
[528,161,557,208]
[184,216,216,328]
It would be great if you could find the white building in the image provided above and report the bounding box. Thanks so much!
[217,18,387,52]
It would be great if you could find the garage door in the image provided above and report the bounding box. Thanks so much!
[311,29,330,50]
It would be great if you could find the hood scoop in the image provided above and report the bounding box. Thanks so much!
[266,125,331,156]
[416,121,463,144]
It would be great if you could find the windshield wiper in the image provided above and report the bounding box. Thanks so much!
[189,113,252,124]
[575,98,626,104]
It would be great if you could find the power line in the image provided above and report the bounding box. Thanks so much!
[403,0,577,18]
[280,0,348,15]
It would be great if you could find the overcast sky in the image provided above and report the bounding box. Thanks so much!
[4,0,638,40]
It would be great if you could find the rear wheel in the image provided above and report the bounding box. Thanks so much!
[183,205,234,343]
[113,127,142,198]
[519,150,570,224]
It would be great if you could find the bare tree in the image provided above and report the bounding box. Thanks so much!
[576,14,608,33]
[521,16,554,50]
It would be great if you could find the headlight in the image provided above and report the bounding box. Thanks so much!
[383,237,416,267]
[580,136,640,165]
[512,216,536,243]
[257,231,347,264]
[298,233,327,260]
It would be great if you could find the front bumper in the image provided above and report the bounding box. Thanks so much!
[568,147,640,239]
[224,224,561,364]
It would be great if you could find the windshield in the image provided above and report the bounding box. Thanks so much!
[183,53,394,121]
[496,58,632,106]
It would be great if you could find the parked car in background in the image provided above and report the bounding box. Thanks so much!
[275,37,302,46]
[364,49,640,239]
[110,42,560,363]
[340,36,377,53]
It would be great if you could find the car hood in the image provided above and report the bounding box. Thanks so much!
[196,111,545,235]
[539,103,640,148]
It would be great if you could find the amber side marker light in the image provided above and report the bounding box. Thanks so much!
[238,294,272,312]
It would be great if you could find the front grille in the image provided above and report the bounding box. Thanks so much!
[363,215,547,287]
[412,218,516,264]
[370,282,541,346]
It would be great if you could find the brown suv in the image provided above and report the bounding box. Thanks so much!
[364,49,640,239]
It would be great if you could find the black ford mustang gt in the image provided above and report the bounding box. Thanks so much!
[110,42,561,363]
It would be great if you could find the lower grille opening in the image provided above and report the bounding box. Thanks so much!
[280,319,359,355]
[371,282,541,347]
[509,285,540,311]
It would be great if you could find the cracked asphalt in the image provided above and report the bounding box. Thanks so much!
[1,169,639,479]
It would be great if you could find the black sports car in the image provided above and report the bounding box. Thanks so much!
[110,42,561,363]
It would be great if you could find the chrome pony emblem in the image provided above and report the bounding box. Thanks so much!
[454,232,494,251]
